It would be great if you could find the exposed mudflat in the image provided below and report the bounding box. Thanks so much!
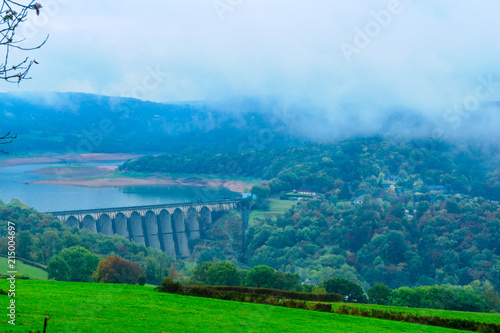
[30,165,117,177]
[0,153,140,167]
[3,153,252,194]
[30,176,250,193]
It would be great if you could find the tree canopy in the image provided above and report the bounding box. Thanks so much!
[321,278,367,303]
[94,255,145,284]
[47,246,99,282]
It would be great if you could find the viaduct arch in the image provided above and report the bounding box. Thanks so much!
[49,200,241,259]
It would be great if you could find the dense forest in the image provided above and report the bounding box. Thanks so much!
[3,194,496,312]
[245,196,500,291]
[121,137,500,293]
[2,135,499,311]
[122,137,500,201]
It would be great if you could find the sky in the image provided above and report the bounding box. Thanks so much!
[2,0,500,121]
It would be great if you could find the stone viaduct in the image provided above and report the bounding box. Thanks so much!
[49,200,242,259]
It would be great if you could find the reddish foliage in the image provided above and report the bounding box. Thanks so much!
[94,255,144,284]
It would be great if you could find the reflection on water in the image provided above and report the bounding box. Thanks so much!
[0,162,240,212]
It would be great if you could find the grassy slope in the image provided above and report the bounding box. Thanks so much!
[331,303,500,325]
[0,258,47,280]
[249,200,296,225]
[0,279,466,333]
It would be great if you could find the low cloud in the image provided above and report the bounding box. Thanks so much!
[1,0,499,142]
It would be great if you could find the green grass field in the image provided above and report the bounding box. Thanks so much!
[249,200,296,225]
[0,258,47,280]
[331,303,500,325]
[0,279,470,332]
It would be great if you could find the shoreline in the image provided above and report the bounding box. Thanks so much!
[30,176,251,194]
[4,153,255,194]
[0,153,141,167]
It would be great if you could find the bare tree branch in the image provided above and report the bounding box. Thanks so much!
[0,1,47,153]
[1,0,47,83]
[0,131,17,153]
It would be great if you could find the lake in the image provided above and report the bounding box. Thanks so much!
[0,162,240,212]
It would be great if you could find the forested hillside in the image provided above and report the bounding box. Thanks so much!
[120,137,500,292]
[0,93,301,154]
[246,196,500,291]
[122,137,500,201]
[0,200,173,284]
[3,117,500,300]
[5,92,498,157]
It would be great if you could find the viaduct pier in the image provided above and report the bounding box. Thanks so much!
[49,200,243,259]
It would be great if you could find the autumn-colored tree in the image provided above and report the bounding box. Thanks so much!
[94,255,145,285]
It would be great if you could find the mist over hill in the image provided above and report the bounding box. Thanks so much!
[0,93,298,154]
[1,92,499,155]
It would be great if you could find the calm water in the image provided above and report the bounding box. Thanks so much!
[0,162,240,212]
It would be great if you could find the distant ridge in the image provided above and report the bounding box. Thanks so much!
[1,92,499,154]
